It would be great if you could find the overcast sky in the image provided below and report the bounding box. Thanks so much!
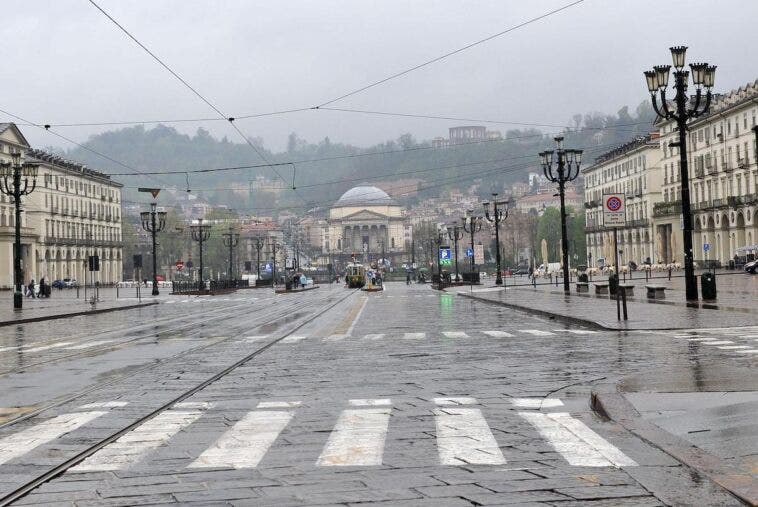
[2,0,757,158]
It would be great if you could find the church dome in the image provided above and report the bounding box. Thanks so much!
[335,186,395,207]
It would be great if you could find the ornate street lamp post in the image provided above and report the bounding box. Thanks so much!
[446,222,463,283]
[432,230,445,287]
[483,194,510,286]
[222,226,239,280]
[0,151,39,309]
[140,202,167,296]
[252,236,265,281]
[539,136,583,294]
[645,46,716,300]
[190,218,211,286]
[462,211,483,285]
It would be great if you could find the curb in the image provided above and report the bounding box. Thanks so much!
[590,386,758,506]
[0,301,159,327]
[275,285,320,294]
[455,291,611,330]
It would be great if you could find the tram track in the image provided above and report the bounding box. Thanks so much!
[0,295,311,431]
[0,287,358,506]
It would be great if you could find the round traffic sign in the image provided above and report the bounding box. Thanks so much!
[606,196,622,212]
[175,260,184,270]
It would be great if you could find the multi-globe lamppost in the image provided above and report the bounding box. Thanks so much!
[539,137,583,294]
[462,212,483,284]
[221,226,239,280]
[483,193,509,286]
[190,218,211,286]
[446,222,463,282]
[644,46,716,300]
[140,202,166,296]
[252,235,265,281]
[0,151,39,309]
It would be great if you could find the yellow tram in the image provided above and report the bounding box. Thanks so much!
[345,263,366,288]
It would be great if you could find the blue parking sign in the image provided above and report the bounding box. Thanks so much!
[439,247,452,266]
[703,243,710,252]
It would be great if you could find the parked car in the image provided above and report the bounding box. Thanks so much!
[744,259,758,274]
[51,279,65,289]
[63,278,78,288]
[513,266,529,275]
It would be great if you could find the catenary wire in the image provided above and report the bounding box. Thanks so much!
[314,0,585,108]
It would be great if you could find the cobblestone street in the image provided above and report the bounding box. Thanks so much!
[0,282,753,505]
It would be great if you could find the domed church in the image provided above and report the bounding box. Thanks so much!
[326,186,410,265]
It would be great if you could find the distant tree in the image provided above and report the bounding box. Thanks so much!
[536,207,562,262]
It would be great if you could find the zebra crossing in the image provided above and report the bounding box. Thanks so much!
[0,396,636,473]
[671,326,758,358]
[244,329,597,345]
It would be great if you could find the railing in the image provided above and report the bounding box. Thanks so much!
[712,198,727,208]
[628,219,650,228]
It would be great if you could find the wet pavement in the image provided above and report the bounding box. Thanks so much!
[0,282,753,505]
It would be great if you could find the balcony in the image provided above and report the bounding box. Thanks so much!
[628,218,650,228]
[653,200,682,217]
[584,199,598,209]
[712,198,728,208]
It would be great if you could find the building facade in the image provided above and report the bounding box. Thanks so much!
[583,134,662,267]
[0,123,123,287]
[657,80,758,266]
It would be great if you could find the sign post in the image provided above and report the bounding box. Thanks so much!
[603,194,627,321]
[175,260,184,271]
[703,243,710,272]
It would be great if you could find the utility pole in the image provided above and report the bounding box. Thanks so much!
[222,226,239,280]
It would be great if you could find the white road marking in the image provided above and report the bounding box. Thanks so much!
[736,349,758,354]
[79,401,128,409]
[700,340,734,345]
[243,335,269,342]
[345,297,369,338]
[519,330,555,336]
[561,330,598,335]
[717,345,751,350]
[317,405,392,466]
[434,407,506,465]
[23,342,75,353]
[282,335,307,343]
[482,331,514,338]
[66,340,116,350]
[687,338,719,342]
[403,332,426,340]
[0,346,17,353]
[0,411,107,465]
[519,412,635,467]
[72,406,207,471]
[349,399,391,406]
[548,413,637,466]
[256,401,302,409]
[189,410,294,469]
[363,334,385,341]
[434,397,477,406]
[442,332,469,339]
[511,398,564,409]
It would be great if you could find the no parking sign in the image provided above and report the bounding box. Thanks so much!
[603,193,626,227]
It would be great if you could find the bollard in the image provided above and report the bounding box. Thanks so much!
[623,272,627,282]
[668,267,672,280]
[77,286,80,299]
[533,275,537,288]
[116,285,119,298]
[621,287,628,320]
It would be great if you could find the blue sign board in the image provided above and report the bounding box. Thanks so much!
[264,263,272,271]
[465,247,474,257]
[438,247,452,266]
[703,243,710,252]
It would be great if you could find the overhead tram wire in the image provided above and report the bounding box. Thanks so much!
[87,0,306,205]
[313,0,585,108]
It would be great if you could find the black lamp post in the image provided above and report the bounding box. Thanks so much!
[483,193,510,285]
[140,202,167,296]
[462,211,483,284]
[645,46,716,301]
[432,230,445,287]
[190,218,211,285]
[539,136,583,294]
[0,151,39,309]
[446,222,463,283]
[222,226,239,280]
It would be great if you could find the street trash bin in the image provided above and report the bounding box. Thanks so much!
[578,273,588,283]
[608,273,619,296]
[728,260,735,270]
[701,272,717,300]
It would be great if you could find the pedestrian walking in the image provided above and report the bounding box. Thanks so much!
[39,278,47,298]
[300,274,307,288]
[406,272,411,285]
[27,279,36,298]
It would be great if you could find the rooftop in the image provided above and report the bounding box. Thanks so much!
[334,186,396,207]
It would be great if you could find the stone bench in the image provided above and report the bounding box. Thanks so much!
[619,284,635,297]
[594,283,609,295]
[576,282,589,293]
[646,285,667,299]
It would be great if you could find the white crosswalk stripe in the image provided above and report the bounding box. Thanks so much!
[317,400,392,466]
[324,334,349,342]
[434,401,506,465]
[189,403,297,469]
[282,335,306,343]
[66,340,117,350]
[363,333,385,341]
[700,340,734,345]
[442,332,469,339]
[519,412,636,467]
[482,330,514,338]
[72,403,209,471]
[519,330,556,336]
[561,330,598,335]
[23,342,75,353]
[403,332,426,340]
